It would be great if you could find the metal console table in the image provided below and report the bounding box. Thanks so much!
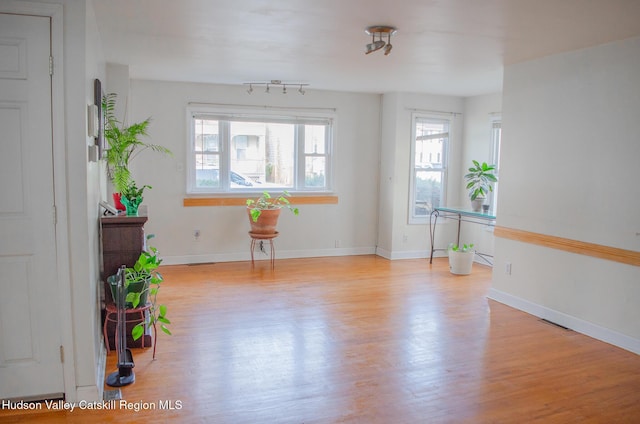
[429,206,496,265]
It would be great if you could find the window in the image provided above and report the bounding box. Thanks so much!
[488,116,502,209]
[409,114,451,223]
[187,106,333,193]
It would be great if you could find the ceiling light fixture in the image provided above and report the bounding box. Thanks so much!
[364,26,397,56]
[244,80,309,95]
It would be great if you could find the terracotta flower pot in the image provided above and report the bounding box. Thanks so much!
[247,207,281,235]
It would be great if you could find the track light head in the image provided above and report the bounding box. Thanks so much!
[298,85,305,95]
[247,84,253,94]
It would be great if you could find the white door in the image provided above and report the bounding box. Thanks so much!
[0,13,64,400]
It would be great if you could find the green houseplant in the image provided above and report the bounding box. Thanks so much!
[109,237,171,360]
[448,243,475,275]
[102,93,171,210]
[246,191,299,234]
[120,181,151,216]
[464,160,497,212]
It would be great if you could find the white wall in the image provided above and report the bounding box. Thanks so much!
[491,37,640,353]
[83,0,107,401]
[459,93,502,258]
[126,84,501,264]
[377,92,465,259]
[126,80,381,263]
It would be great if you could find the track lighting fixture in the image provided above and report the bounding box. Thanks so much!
[364,26,397,56]
[244,80,309,95]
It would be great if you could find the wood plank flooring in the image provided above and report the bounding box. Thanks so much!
[2,256,639,423]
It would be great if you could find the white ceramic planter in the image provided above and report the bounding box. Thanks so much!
[448,249,475,275]
[470,197,485,212]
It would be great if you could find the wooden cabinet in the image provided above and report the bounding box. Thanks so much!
[100,213,151,350]
[100,214,148,281]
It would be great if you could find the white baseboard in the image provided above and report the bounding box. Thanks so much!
[95,340,107,401]
[487,288,640,355]
[75,384,101,403]
[162,246,376,266]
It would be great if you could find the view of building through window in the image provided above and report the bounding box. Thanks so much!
[190,111,332,193]
[411,116,450,220]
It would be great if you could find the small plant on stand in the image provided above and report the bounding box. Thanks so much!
[245,191,300,235]
[128,237,171,360]
[246,191,299,222]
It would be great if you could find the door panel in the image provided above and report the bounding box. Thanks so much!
[0,13,64,400]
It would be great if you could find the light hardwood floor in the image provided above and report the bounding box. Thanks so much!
[2,256,639,423]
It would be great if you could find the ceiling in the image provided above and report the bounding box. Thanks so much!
[94,0,640,97]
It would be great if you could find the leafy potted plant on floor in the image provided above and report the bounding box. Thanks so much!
[102,93,171,210]
[464,160,497,212]
[448,243,475,275]
[246,191,299,234]
[108,237,171,360]
[129,243,171,360]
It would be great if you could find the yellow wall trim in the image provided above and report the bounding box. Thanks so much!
[183,195,339,207]
[494,226,640,267]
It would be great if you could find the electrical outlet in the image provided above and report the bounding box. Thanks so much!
[505,262,512,275]
[402,234,408,242]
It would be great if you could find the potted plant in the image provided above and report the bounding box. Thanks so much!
[120,181,151,216]
[246,191,299,235]
[130,240,171,360]
[108,238,171,360]
[102,93,171,210]
[448,243,475,275]
[464,160,497,212]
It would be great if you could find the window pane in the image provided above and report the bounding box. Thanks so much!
[414,170,442,215]
[194,118,220,188]
[415,137,445,168]
[305,156,326,187]
[414,120,447,168]
[230,121,294,188]
[304,125,325,154]
[188,107,334,194]
[194,119,219,153]
[195,155,219,188]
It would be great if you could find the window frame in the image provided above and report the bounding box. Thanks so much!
[408,112,452,224]
[186,105,335,194]
[488,114,502,210]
